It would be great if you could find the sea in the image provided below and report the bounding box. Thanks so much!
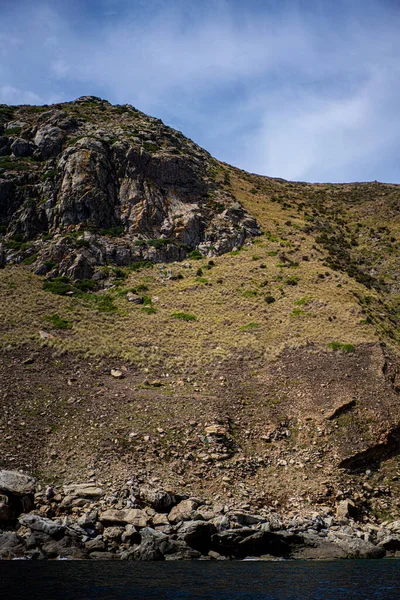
[2,559,399,600]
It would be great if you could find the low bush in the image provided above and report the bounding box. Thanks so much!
[171,312,197,321]
[327,341,355,353]
[44,314,71,330]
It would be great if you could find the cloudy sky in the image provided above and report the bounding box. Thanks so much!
[1,0,400,183]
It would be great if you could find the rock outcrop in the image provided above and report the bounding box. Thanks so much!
[0,98,260,279]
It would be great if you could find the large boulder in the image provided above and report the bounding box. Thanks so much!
[139,487,180,513]
[34,125,65,159]
[99,508,148,527]
[123,527,201,561]
[10,138,34,157]
[177,520,217,553]
[0,533,27,560]
[19,513,64,538]
[0,470,36,496]
[168,499,198,524]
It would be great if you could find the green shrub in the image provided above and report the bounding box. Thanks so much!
[112,267,127,280]
[44,314,71,330]
[4,127,21,136]
[143,142,159,153]
[327,341,355,353]
[141,306,157,314]
[195,277,208,284]
[22,254,38,265]
[242,290,258,298]
[43,277,73,295]
[128,260,153,271]
[74,279,96,292]
[294,296,310,306]
[89,294,116,313]
[99,226,124,237]
[291,308,307,317]
[75,238,90,248]
[285,276,300,286]
[171,312,197,321]
[188,249,203,260]
[240,322,261,331]
[135,284,149,292]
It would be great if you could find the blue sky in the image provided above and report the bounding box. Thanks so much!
[1,0,400,183]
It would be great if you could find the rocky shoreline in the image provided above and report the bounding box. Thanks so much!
[1,470,400,561]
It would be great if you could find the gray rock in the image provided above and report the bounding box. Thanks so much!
[10,138,34,157]
[378,535,400,552]
[139,487,179,512]
[34,125,65,159]
[328,532,385,559]
[99,508,148,527]
[0,533,26,559]
[78,509,98,528]
[177,520,217,553]
[168,499,198,523]
[103,526,125,542]
[19,513,64,537]
[85,536,106,551]
[0,470,36,496]
[63,483,104,499]
[336,499,356,519]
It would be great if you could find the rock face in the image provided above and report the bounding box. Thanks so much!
[0,98,260,278]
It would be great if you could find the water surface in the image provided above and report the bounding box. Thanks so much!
[2,559,399,599]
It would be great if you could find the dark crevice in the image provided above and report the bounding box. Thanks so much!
[339,425,400,471]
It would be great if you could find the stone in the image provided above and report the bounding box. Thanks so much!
[152,513,170,526]
[34,125,65,159]
[10,138,34,157]
[139,487,179,512]
[63,483,104,499]
[85,536,106,551]
[378,535,400,552]
[99,508,148,527]
[103,526,125,542]
[121,524,140,544]
[0,533,26,559]
[111,369,124,379]
[230,511,264,526]
[177,520,217,553]
[328,532,385,559]
[336,499,356,519]
[126,292,143,304]
[19,514,64,538]
[168,499,198,524]
[41,536,87,559]
[0,470,36,496]
[78,509,98,528]
[90,551,116,560]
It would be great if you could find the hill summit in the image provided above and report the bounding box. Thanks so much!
[0,97,399,526]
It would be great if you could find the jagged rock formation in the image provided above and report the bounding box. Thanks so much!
[0,96,259,280]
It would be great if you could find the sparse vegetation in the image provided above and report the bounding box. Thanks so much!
[171,312,197,321]
[327,341,355,353]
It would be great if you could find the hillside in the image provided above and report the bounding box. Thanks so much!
[0,97,399,523]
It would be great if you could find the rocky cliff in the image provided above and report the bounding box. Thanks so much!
[0,96,259,280]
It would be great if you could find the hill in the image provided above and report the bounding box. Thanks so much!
[0,96,399,523]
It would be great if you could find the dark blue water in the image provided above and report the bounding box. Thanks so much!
[2,560,399,600]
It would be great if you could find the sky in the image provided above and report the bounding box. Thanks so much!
[1,0,400,183]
